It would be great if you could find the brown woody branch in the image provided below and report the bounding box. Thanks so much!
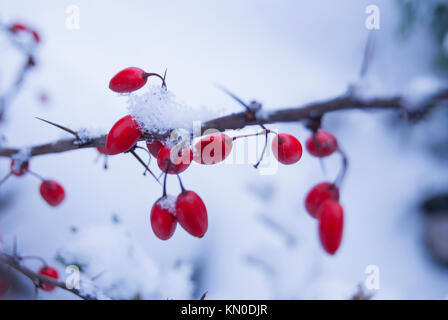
[0,251,100,300]
[0,89,447,159]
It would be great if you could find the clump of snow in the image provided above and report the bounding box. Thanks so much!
[57,222,194,300]
[11,148,31,167]
[350,76,396,101]
[75,277,110,300]
[255,108,272,121]
[74,128,105,145]
[402,75,446,110]
[127,85,224,135]
[157,195,177,215]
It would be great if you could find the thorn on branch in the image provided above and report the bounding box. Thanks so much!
[35,117,80,139]
[128,147,160,185]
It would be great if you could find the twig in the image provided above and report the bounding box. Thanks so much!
[0,251,99,300]
[0,89,447,159]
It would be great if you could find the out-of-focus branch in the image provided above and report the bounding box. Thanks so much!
[0,24,38,122]
[351,284,374,300]
[0,88,447,159]
[0,251,100,300]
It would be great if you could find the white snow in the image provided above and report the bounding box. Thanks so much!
[402,75,446,110]
[127,85,224,135]
[57,222,193,300]
[74,127,105,145]
[157,195,177,215]
[11,147,31,165]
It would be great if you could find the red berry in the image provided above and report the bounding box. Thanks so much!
[38,266,59,292]
[96,146,109,155]
[146,140,165,157]
[306,129,338,157]
[10,160,29,177]
[318,200,344,255]
[150,196,177,240]
[0,280,9,298]
[175,191,208,238]
[31,30,40,43]
[271,133,302,165]
[109,67,148,93]
[106,115,142,155]
[9,23,28,33]
[40,180,65,207]
[305,182,339,219]
[157,145,192,174]
[193,133,233,165]
[9,23,40,43]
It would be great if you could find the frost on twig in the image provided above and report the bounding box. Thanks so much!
[0,249,107,300]
[74,127,105,145]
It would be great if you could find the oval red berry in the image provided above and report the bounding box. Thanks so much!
[306,129,338,158]
[305,182,339,219]
[193,133,233,165]
[109,67,147,93]
[40,180,65,207]
[175,191,208,238]
[272,133,302,165]
[150,197,177,240]
[157,145,192,175]
[106,115,142,155]
[146,140,165,157]
[10,160,29,177]
[318,200,344,255]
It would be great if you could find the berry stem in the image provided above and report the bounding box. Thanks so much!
[232,128,272,141]
[129,148,160,185]
[28,170,45,181]
[162,163,170,197]
[334,148,348,188]
[162,68,167,89]
[253,129,269,169]
[142,72,167,89]
[134,146,151,175]
[0,172,12,187]
[176,174,186,193]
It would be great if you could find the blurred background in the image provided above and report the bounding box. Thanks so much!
[0,0,447,299]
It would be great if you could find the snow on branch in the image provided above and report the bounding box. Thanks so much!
[0,87,447,159]
[0,251,107,300]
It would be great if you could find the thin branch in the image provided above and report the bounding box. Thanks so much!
[0,89,447,159]
[0,251,99,300]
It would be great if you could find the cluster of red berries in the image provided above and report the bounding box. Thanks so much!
[8,22,40,43]
[1,160,65,207]
[106,67,344,251]
[304,129,344,255]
